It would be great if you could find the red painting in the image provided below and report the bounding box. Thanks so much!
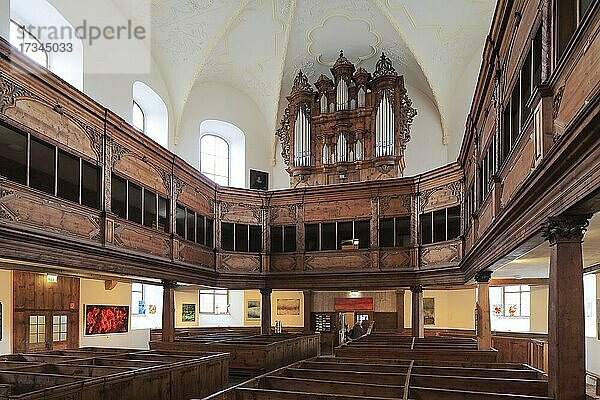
[334,297,374,311]
[85,305,129,335]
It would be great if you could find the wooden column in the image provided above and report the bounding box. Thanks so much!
[410,285,424,338]
[395,289,405,334]
[161,280,176,343]
[542,215,590,399]
[303,290,313,333]
[260,288,272,335]
[475,270,492,350]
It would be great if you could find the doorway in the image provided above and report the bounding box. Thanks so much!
[13,271,79,353]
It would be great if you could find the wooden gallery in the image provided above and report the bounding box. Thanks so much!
[0,0,598,399]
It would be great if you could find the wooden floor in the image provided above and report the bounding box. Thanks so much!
[0,348,229,400]
[202,335,551,400]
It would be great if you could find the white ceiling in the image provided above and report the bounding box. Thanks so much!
[110,0,495,146]
[494,214,600,279]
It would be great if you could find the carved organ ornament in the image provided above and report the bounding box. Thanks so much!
[276,51,417,186]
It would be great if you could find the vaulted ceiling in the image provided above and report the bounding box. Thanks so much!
[111,0,495,149]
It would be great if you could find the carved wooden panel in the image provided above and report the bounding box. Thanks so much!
[477,197,494,236]
[0,71,103,163]
[0,183,102,242]
[304,198,371,222]
[219,253,261,272]
[111,142,169,196]
[554,18,600,134]
[178,182,214,217]
[304,251,371,271]
[420,242,460,267]
[501,135,535,206]
[379,194,412,217]
[113,219,171,258]
[219,201,262,224]
[420,182,462,213]
[270,204,298,225]
[270,254,299,272]
[179,242,214,268]
[379,249,412,269]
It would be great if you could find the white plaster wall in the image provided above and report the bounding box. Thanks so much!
[0,270,13,355]
[404,289,476,330]
[530,285,549,333]
[585,274,600,375]
[79,279,149,349]
[131,284,163,330]
[402,83,449,177]
[174,81,272,189]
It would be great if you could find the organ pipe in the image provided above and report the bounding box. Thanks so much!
[375,92,395,157]
[358,87,366,108]
[294,106,312,166]
[337,133,347,162]
[336,79,348,111]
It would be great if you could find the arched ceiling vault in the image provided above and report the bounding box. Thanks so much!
[109,0,494,155]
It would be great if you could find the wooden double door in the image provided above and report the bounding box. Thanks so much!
[13,272,80,353]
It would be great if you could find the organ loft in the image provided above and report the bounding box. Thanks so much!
[276,51,417,187]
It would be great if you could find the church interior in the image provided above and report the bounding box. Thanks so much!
[0,0,598,398]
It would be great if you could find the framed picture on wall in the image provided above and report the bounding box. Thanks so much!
[85,305,129,335]
[424,298,435,325]
[276,298,300,316]
[182,303,196,322]
[247,300,260,319]
[250,169,268,190]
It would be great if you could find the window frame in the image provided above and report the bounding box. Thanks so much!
[175,203,213,247]
[9,19,49,68]
[132,100,146,133]
[420,206,461,245]
[200,134,230,186]
[199,289,230,315]
[304,220,371,252]
[498,285,531,318]
[131,283,144,316]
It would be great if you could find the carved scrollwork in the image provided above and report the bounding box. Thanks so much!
[173,175,186,198]
[107,137,131,167]
[291,70,313,94]
[399,87,417,146]
[275,106,291,166]
[373,52,397,78]
[0,73,39,113]
[552,85,565,119]
[541,214,591,244]
[72,118,103,161]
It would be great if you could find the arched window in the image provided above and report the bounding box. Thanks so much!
[10,1,83,90]
[133,82,169,148]
[132,101,145,133]
[9,20,48,68]
[200,134,230,186]
[199,120,245,188]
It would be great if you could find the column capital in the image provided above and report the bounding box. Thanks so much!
[541,214,592,244]
[410,284,423,294]
[260,288,273,296]
[161,279,177,289]
[474,270,492,283]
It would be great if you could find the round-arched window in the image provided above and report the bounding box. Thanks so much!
[9,19,49,68]
[200,134,230,186]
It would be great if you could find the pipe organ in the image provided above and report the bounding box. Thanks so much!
[276,51,417,186]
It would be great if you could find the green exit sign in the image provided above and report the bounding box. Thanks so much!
[46,274,58,283]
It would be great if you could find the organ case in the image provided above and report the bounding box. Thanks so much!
[277,51,417,186]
